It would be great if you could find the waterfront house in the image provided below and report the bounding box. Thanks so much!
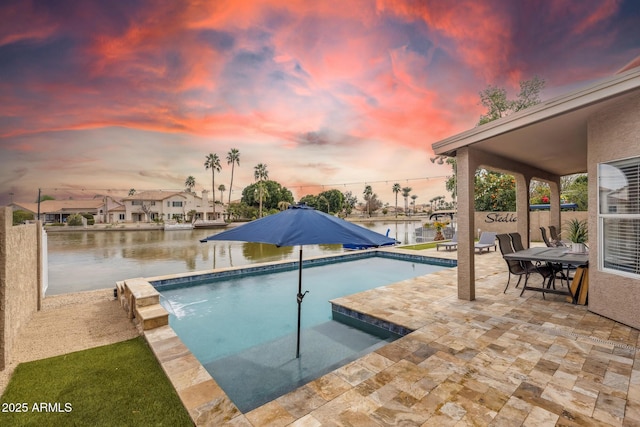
[122,190,225,223]
[10,200,105,224]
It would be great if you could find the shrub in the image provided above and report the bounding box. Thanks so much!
[80,213,95,225]
[12,210,34,225]
[67,213,84,226]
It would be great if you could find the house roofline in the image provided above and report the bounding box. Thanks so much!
[432,67,640,155]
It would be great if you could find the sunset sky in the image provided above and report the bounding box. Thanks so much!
[1,0,639,207]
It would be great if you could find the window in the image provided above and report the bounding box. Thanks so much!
[598,156,640,277]
[132,200,142,206]
[172,201,183,207]
[119,214,125,220]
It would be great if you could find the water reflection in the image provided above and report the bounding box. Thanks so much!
[241,242,295,262]
[46,220,423,295]
[357,220,423,245]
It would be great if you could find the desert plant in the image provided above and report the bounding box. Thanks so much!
[433,221,449,232]
[565,218,588,243]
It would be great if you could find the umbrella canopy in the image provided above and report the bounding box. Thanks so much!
[200,204,397,358]
[200,204,396,247]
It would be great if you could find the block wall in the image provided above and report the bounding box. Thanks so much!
[0,207,41,370]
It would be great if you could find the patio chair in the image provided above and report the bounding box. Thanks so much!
[436,231,458,251]
[509,232,525,251]
[497,233,554,295]
[474,232,497,253]
[497,234,532,293]
[540,227,555,247]
[542,226,574,283]
[548,225,567,247]
[508,231,551,285]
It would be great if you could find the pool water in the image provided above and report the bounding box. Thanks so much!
[157,254,450,411]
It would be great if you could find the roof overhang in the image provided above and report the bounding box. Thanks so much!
[432,67,640,176]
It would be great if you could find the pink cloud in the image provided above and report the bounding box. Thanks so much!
[0,0,636,207]
[0,1,60,47]
[377,0,514,81]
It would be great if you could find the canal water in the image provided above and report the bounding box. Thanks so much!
[46,220,424,295]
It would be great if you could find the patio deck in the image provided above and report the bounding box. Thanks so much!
[234,247,640,426]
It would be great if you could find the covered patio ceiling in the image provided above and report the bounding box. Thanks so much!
[433,67,640,176]
[430,66,640,304]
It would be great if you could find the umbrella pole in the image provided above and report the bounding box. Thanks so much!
[296,246,308,358]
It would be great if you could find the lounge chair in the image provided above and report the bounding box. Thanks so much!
[474,232,497,253]
[436,232,458,251]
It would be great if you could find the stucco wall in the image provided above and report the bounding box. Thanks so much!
[0,207,41,370]
[587,91,640,330]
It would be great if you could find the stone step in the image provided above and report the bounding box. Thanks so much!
[135,304,169,330]
[124,278,160,306]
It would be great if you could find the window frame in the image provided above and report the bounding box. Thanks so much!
[598,155,640,279]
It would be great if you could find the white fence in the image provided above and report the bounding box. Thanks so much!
[42,228,48,296]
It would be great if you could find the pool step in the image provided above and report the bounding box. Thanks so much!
[135,304,169,330]
[119,278,168,330]
[206,320,395,412]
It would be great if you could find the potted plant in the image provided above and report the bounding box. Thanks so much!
[433,221,449,241]
[565,218,588,253]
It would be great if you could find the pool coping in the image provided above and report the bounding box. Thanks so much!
[146,249,456,290]
[139,248,457,425]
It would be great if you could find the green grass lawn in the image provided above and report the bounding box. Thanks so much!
[0,337,192,427]
[400,241,440,250]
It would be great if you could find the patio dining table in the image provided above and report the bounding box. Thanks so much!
[503,247,589,302]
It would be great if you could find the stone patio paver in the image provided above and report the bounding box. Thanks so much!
[146,245,640,426]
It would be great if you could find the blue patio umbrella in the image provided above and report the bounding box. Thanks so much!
[200,204,397,358]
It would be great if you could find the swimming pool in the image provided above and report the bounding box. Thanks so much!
[153,251,454,412]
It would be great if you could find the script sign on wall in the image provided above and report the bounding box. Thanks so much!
[484,213,517,223]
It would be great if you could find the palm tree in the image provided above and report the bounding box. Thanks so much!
[204,153,222,219]
[401,187,412,215]
[254,163,269,217]
[429,196,437,213]
[277,201,291,211]
[218,184,226,203]
[411,194,418,214]
[226,148,240,206]
[392,183,401,218]
[128,188,136,196]
[363,185,373,217]
[184,176,196,192]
